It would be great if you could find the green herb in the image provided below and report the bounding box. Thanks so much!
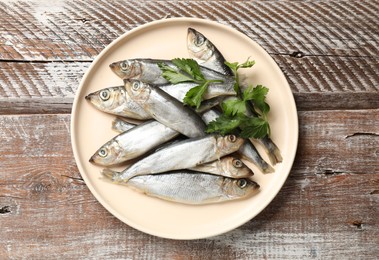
[239,116,270,139]
[243,85,270,116]
[205,114,241,136]
[221,98,247,116]
[158,62,194,83]
[182,82,210,108]
[158,58,223,108]
[206,59,271,139]
[206,113,270,139]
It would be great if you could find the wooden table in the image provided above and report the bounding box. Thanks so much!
[1,0,378,258]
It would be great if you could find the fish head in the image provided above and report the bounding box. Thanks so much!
[124,80,151,103]
[89,140,123,166]
[223,178,260,199]
[216,135,245,154]
[85,86,127,114]
[220,156,254,178]
[109,60,143,79]
[187,28,214,61]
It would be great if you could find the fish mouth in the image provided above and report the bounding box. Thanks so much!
[252,181,260,190]
[109,62,116,70]
[85,94,91,101]
[187,28,196,39]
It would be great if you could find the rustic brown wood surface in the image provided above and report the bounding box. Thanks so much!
[0,0,378,259]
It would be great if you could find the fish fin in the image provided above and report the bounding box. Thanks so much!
[101,169,123,183]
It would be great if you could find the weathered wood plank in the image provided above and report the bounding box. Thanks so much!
[0,54,378,114]
[0,111,378,258]
[0,0,377,60]
[0,61,87,114]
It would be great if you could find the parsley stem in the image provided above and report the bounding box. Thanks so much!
[193,79,224,85]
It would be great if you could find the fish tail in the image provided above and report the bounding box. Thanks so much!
[261,162,275,174]
[101,169,123,183]
[239,141,274,174]
[266,142,283,165]
[257,137,283,165]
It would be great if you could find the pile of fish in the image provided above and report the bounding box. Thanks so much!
[85,28,282,205]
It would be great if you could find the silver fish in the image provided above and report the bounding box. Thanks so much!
[120,171,260,205]
[90,120,179,166]
[187,28,233,76]
[85,86,151,120]
[187,29,282,165]
[102,134,244,182]
[87,84,228,121]
[201,109,274,173]
[109,58,233,84]
[159,81,235,102]
[111,117,138,133]
[125,80,206,138]
[190,156,254,179]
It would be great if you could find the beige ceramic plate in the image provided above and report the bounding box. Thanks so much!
[71,18,298,239]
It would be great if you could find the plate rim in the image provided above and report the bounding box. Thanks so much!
[70,17,299,239]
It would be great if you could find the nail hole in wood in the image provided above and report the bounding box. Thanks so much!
[0,206,11,214]
[352,220,363,229]
[291,51,304,58]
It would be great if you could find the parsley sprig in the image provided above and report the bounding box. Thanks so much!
[207,58,271,139]
[159,58,271,139]
[158,58,223,108]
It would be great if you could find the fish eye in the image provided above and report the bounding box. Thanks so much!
[228,135,237,143]
[120,61,129,71]
[132,81,141,91]
[99,90,110,101]
[232,159,243,168]
[195,35,205,46]
[98,148,108,157]
[237,179,248,189]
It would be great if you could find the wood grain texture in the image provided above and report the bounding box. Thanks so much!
[0,62,87,114]
[1,0,377,59]
[1,111,378,259]
[0,0,378,113]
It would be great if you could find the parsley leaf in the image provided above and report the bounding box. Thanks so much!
[183,83,208,109]
[225,58,255,72]
[243,85,270,115]
[222,98,247,116]
[172,58,205,81]
[158,63,194,83]
[225,58,255,94]
[206,114,241,135]
[239,116,270,139]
